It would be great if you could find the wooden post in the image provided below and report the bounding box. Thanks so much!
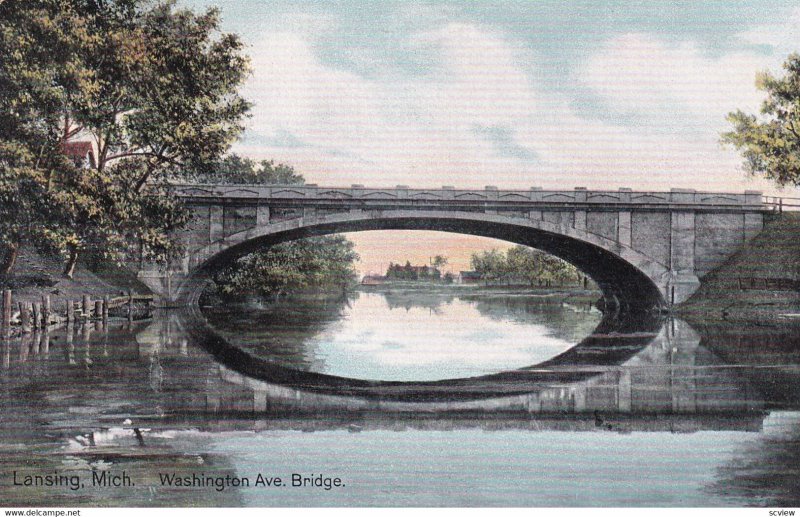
[66,320,75,365]
[94,300,102,320]
[42,295,50,329]
[127,289,134,322]
[102,295,109,324]
[82,295,91,319]
[1,290,10,338]
[67,299,75,324]
[19,302,31,333]
[32,302,42,329]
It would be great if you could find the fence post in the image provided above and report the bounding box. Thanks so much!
[42,295,50,329]
[102,295,109,325]
[19,302,31,333]
[1,290,11,339]
[32,302,42,329]
[82,295,91,319]
[127,290,134,322]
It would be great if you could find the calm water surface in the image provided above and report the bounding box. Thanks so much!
[202,289,602,381]
[0,287,799,507]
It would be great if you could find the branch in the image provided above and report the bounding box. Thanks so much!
[65,126,84,139]
[788,122,800,143]
[105,150,153,161]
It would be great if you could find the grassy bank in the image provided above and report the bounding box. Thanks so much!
[678,212,800,324]
[0,245,151,313]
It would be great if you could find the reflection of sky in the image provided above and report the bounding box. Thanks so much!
[307,292,580,381]
[210,412,800,506]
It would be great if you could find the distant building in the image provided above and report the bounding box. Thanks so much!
[458,271,482,284]
[61,141,96,169]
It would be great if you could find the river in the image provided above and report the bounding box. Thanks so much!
[0,287,799,506]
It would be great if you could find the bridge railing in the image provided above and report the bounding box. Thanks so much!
[170,184,767,208]
[763,195,800,213]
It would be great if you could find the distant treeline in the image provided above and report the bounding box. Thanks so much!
[470,246,584,286]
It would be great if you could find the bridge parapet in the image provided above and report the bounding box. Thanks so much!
[171,184,766,210]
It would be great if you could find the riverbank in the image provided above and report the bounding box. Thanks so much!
[0,246,153,333]
[678,212,800,325]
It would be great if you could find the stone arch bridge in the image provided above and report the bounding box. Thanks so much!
[136,184,768,311]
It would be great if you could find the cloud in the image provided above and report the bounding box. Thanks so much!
[239,21,544,188]
[236,12,782,194]
[582,33,765,130]
[737,7,800,51]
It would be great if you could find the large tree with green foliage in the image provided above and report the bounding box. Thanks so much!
[723,53,800,187]
[213,236,359,299]
[203,155,360,300]
[0,0,251,276]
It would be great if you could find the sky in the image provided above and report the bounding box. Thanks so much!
[182,0,800,274]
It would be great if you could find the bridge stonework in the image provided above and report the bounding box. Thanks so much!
[136,185,768,310]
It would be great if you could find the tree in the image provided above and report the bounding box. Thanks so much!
[0,0,251,276]
[470,246,582,286]
[722,53,800,187]
[186,155,305,185]
[0,0,85,273]
[506,246,544,286]
[470,249,506,285]
[432,254,448,271]
[204,155,360,300]
[213,236,359,299]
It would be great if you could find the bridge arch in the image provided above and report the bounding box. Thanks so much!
[171,210,671,312]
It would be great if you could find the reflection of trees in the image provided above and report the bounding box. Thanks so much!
[201,292,357,371]
[380,289,455,312]
[690,322,800,407]
[707,414,800,506]
[365,288,602,342]
[460,293,600,343]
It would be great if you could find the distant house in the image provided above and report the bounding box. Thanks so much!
[458,271,482,284]
[61,141,96,169]
[361,275,387,286]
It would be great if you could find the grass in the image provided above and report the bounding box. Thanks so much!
[678,211,800,323]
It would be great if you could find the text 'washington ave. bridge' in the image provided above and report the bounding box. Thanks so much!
[136,184,771,312]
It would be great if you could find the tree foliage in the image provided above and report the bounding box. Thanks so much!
[213,236,359,299]
[203,155,360,300]
[385,261,442,281]
[722,53,800,187]
[470,246,582,286]
[0,0,251,276]
[186,155,305,185]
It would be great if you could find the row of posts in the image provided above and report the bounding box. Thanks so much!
[1,289,136,337]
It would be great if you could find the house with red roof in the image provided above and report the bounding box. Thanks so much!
[61,141,96,169]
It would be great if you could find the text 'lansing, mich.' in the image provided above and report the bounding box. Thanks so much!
[158,473,345,491]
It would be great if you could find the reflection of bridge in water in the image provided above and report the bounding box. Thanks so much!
[130,309,767,429]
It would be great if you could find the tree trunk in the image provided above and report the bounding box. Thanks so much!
[63,247,79,279]
[0,240,19,275]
